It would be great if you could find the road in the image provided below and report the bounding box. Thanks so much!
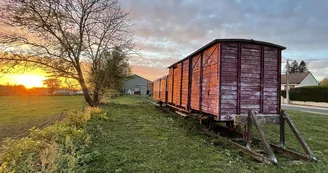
[281,104,328,115]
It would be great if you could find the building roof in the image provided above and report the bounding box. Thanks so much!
[127,74,151,82]
[281,72,311,84]
[168,38,286,68]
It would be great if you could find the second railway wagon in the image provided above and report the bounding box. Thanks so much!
[153,75,168,105]
[154,39,286,122]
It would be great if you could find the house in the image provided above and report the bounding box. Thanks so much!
[281,72,318,90]
[53,89,74,95]
[74,90,84,95]
[123,74,152,95]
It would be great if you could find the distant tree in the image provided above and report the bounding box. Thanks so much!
[320,77,328,86]
[289,60,299,73]
[62,78,80,91]
[43,78,61,94]
[298,61,308,73]
[90,47,130,105]
[0,0,134,106]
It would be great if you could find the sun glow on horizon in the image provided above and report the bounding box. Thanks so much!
[11,75,46,88]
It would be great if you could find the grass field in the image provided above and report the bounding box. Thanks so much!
[0,96,84,141]
[88,95,328,173]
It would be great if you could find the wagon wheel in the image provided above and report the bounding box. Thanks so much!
[226,121,238,131]
[200,115,214,131]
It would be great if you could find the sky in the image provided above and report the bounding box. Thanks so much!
[122,0,328,81]
[1,0,327,87]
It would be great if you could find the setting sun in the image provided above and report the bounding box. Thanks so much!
[13,75,46,88]
[0,67,48,88]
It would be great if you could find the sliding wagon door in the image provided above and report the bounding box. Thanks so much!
[181,60,190,108]
[201,44,220,116]
[173,64,182,106]
[168,69,174,103]
[190,54,201,111]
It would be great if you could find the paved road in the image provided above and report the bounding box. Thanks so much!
[281,104,328,115]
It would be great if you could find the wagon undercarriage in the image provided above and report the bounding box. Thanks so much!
[164,104,317,164]
[219,110,317,164]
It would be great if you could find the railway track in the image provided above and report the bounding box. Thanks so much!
[153,102,317,165]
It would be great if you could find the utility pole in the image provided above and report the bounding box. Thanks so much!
[286,59,290,104]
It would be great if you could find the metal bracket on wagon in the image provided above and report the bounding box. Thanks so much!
[228,110,317,164]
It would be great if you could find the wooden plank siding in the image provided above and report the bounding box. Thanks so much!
[200,43,220,116]
[152,79,160,101]
[181,60,190,108]
[190,54,201,110]
[168,69,174,103]
[166,39,284,121]
[173,64,182,106]
[220,43,238,116]
[239,44,261,114]
[263,46,279,113]
[159,75,168,102]
[220,43,281,120]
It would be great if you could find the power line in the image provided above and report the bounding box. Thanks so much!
[281,58,328,63]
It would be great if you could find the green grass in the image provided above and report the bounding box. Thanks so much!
[87,95,328,173]
[0,96,84,141]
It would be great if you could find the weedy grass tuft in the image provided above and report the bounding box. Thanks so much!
[0,107,108,173]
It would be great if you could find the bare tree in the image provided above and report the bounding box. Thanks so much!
[0,0,133,106]
[43,78,61,94]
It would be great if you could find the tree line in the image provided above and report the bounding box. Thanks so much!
[288,60,308,73]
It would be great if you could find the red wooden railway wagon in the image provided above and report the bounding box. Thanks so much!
[153,39,316,164]
[167,39,284,122]
[152,75,168,105]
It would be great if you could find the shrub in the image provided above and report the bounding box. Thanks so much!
[281,85,328,102]
[0,107,107,173]
[99,89,120,104]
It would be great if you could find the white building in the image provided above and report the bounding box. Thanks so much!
[281,72,318,90]
[123,74,152,95]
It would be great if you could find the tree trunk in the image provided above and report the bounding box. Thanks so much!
[76,64,94,107]
[79,79,94,107]
[93,85,100,106]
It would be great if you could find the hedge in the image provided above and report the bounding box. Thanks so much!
[281,85,328,102]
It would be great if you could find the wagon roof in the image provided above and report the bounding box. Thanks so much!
[153,74,168,82]
[168,38,286,68]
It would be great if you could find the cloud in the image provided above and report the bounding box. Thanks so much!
[121,0,328,80]
[130,65,168,81]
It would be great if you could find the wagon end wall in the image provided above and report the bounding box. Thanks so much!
[220,42,282,121]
